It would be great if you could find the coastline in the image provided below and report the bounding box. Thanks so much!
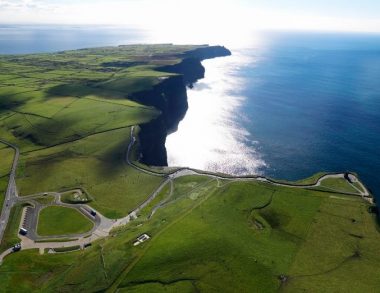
[130,45,231,166]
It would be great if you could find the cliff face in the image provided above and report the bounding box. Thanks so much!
[130,46,231,166]
[131,76,188,166]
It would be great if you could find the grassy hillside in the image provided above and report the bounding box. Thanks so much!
[0,176,378,292]
[0,44,205,218]
[0,144,14,208]
[0,45,378,292]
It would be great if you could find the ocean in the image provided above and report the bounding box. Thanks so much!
[167,32,380,200]
[1,25,379,199]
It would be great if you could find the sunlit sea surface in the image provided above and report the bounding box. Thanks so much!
[166,53,266,174]
[1,26,380,198]
[167,32,380,200]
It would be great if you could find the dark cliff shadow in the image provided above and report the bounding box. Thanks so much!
[131,46,232,167]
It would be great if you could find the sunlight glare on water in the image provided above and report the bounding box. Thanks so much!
[165,51,266,175]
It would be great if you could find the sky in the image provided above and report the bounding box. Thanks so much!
[0,0,379,34]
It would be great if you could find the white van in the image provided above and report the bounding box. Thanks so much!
[19,228,28,235]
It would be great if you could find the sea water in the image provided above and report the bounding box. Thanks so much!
[166,32,380,199]
[1,26,379,198]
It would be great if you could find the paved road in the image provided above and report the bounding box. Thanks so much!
[0,139,19,245]
[126,127,371,198]
[0,126,373,264]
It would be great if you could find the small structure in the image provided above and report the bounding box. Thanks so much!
[133,234,150,246]
[344,172,353,183]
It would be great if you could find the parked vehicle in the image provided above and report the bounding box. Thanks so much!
[19,228,28,236]
[12,243,21,252]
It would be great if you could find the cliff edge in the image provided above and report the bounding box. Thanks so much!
[131,45,231,166]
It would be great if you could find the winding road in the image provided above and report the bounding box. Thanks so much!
[0,139,19,245]
[0,127,373,264]
[127,127,371,197]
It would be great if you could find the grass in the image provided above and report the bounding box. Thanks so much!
[138,182,171,219]
[283,196,380,292]
[352,181,365,193]
[0,44,197,221]
[60,189,91,204]
[35,238,78,243]
[32,195,55,205]
[0,175,378,292]
[53,245,81,253]
[272,172,328,185]
[0,203,29,253]
[120,182,298,292]
[17,127,164,218]
[0,45,378,291]
[0,249,81,292]
[0,177,8,215]
[0,145,14,177]
[0,144,14,209]
[319,177,359,194]
[37,206,94,236]
[117,179,379,292]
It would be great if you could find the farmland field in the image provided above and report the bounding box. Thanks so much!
[0,45,378,292]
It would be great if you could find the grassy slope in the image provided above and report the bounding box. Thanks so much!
[0,177,8,212]
[0,176,378,292]
[0,145,14,209]
[118,180,379,292]
[120,182,319,292]
[0,45,198,218]
[0,46,379,292]
[37,206,93,236]
[17,127,164,218]
[0,203,28,252]
[283,196,380,292]
[318,177,358,194]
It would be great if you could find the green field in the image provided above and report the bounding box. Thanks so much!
[60,190,91,204]
[0,175,378,292]
[37,206,94,236]
[0,144,14,208]
[0,45,201,218]
[0,203,28,252]
[0,45,378,292]
[318,177,359,194]
[0,177,8,214]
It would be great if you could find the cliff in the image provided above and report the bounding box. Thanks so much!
[130,45,231,166]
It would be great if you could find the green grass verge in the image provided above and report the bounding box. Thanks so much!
[0,177,8,215]
[37,206,94,236]
[352,181,365,193]
[35,238,78,243]
[272,172,328,185]
[0,145,14,178]
[0,144,14,211]
[32,195,56,205]
[0,176,379,292]
[53,245,81,253]
[60,190,91,204]
[0,203,28,253]
[319,177,359,194]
